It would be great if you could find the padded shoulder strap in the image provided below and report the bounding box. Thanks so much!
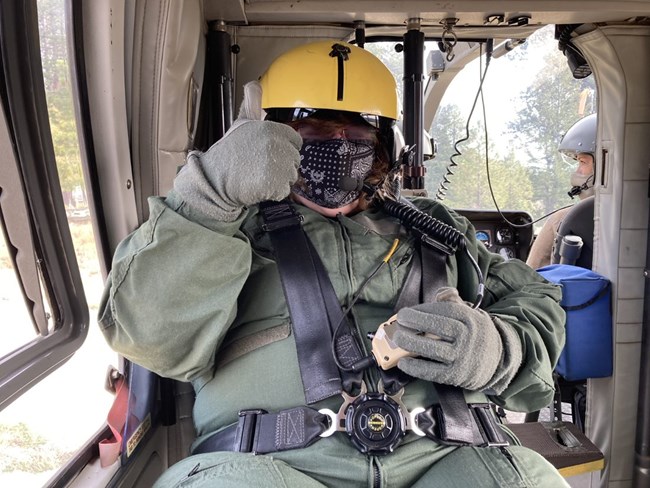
[259,201,363,403]
[395,236,492,446]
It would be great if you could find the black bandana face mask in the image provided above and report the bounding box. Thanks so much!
[292,139,375,209]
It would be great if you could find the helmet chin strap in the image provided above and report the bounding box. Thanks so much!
[567,174,595,199]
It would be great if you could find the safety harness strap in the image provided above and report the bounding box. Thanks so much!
[394,238,448,308]
[260,201,363,403]
[260,200,341,403]
[420,240,448,302]
[308,237,364,394]
[416,397,510,447]
[386,241,447,394]
[394,246,422,310]
[193,407,328,455]
[191,400,508,456]
[254,200,506,451]
[433,384,486,445]
[416,240,503,447]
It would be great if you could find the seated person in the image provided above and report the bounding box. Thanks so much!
[527,114,596,270]
[99,41,568,487]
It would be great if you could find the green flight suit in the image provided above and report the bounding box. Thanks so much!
[99,190,569,487]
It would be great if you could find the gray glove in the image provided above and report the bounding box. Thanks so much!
[174,120,302,222]
[393,287,523,394]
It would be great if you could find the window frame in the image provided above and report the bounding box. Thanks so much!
[0,0,89,411]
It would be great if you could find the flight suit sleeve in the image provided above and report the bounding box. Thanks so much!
[476,241,566,412]
[403,199,566,412]
[525,209,566,270]
[97,191,253,382]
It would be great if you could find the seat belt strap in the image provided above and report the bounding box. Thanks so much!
[415,393,510,447]
[260,201,363,403]
[433,384,484,444]
[419,242,476,443]
[307,237,364,394]
[394,238,448,308]
[260,201,341,403]
[193,407,329,454]
[419,240,502,447]
[394,245,422,310]
[420,240,448,302]
[190,397,509,456]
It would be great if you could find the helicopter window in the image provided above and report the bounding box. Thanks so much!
[368,26,596,232]
[0,0,116,484]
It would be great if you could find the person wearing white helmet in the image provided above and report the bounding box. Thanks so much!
[527,114,596,269]
[99,41,567,487]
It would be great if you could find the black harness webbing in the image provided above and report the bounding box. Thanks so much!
[259,201,363,404]
[399,238,496,446]
[394,246,422,310]
[193,407,328,455]
[192,398,507,455]
[420,241,448,303]
[194,202,509,455]
[384,240,448,395]
[394,238,449,307]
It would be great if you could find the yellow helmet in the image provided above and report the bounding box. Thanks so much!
[260,41,398,121]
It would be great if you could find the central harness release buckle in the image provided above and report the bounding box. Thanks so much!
[319,382,418,456]
[319,384,509,454]
[194,393,508,456]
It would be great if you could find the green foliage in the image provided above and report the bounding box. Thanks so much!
[507,50,596,214]
[69,221,101,272]
[37,0,84,195]
[426,115,535,214]
[0,423,72,473]
[428,26,595,219]
[426,104,467,197]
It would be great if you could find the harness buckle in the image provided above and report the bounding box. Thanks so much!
[345,389,406,455]
[320,381,419,456]
[260,201,304,232]
[261,213,304,232]
[235,408,268,453]
[412,401,510,448]
[470,403,510,447]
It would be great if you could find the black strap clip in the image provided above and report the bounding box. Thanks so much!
[469,403,510,447]
[260,201,304,232]
[235,408,268,453]
[416,396,509,448]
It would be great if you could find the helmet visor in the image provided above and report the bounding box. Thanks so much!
[266,107,393,130]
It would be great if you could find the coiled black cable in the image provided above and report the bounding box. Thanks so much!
[331,191,487,375]
[378,197,485,308]
[380,199,465,254]
[435,43,489,202]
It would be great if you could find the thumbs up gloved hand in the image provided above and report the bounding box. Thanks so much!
[174,82,302,223]
[392,287,523,395]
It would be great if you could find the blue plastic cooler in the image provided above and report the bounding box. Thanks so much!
[537,264,613,381]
